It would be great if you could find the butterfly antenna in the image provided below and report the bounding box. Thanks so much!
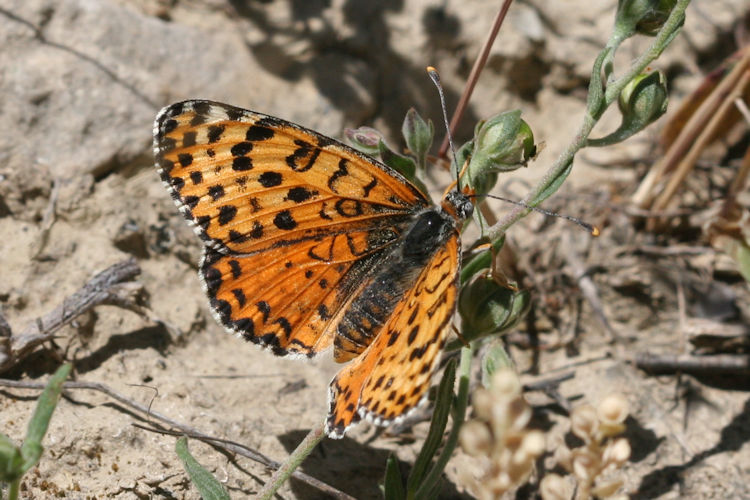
[474,193,600,235]
[427,66,461,188]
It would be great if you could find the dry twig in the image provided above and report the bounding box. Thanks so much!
[0,378,353,499]
[635,352,750,375]
[0,258,179,373]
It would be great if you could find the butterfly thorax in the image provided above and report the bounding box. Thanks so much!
[333,193,472,363]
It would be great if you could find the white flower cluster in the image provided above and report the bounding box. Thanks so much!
[541,394,631,500]
[458,369,545,499]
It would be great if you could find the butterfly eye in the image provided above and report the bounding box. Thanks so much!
[443,190,474,221]
[457,197,474,219]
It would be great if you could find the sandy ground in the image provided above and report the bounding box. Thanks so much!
[1,0,749,498]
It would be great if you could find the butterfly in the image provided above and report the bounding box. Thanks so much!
[153,100,473,438]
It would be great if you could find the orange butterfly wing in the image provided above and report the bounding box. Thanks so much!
[326,234,460,437]
[154,100,469,437]
[153,100,429,356]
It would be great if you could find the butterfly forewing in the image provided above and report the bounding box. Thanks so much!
[154,100,428,255]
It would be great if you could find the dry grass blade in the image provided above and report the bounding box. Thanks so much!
[631,47,750,210]
[437,0,514,158]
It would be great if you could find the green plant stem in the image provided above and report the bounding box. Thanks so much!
[8,478,20,500]
[413,343,474,500]
[487,0,690,240]
[257,421,326,500]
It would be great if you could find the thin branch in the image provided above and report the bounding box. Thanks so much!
[0,378,353,499]
[635,353,750,375]
[490,0,691,239]
[437,0,514,158]
[0,258,147,373]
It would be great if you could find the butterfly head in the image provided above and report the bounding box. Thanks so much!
[441,189,474,223]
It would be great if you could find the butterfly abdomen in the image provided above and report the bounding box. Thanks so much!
[333,208,458,362]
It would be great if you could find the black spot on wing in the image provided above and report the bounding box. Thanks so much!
[218,205,238,225]
[226,107,244,121]
[182,131,197,147]
[275,317,292,337]
[234,318,254,338]
[232,156,252,171]
[208,185,225,201]
[285,187,316,203]
[171,176,185,192]
[362,177,377,197]
[407,325,419,344]
[178,153,193,167]
[228,260,242,278]
[228,230,249,243]
[258,171,282,187]
[249,221,263,239]
[256,301,271,323]
[273,210,297,230]
[286,139,320,173]
[231,142,253,156]
[246,125,274,141]
[163,119,178,134]
[207,125,225,143]
[327,158,348,192]
[318,304,331,320]
[232,288,247,307]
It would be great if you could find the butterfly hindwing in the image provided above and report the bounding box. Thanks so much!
[326,233,460,437]
[200,228,406,357]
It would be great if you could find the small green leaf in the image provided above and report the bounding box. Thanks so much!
[530,158,573,207]
[406,359,456,495]
[402,108,434,170]
[175,437,231,500]
[458,275,530,343]
[587,49,611,119]
[382,453,406,500]
[0,434,24,483]
[466,111,537,197]
[615,0,678,37]
[378,140,417,180]
[589,70,668,146]
[459,236,506,286]
[20,363,71,472]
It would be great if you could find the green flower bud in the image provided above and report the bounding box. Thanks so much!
[620,70,668,122]
[466,110,536,196]
[401,108,434,169]
[588,70,668,146]
[458,273,530,342]
[615,0,678,38]
[344,126,383,155]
